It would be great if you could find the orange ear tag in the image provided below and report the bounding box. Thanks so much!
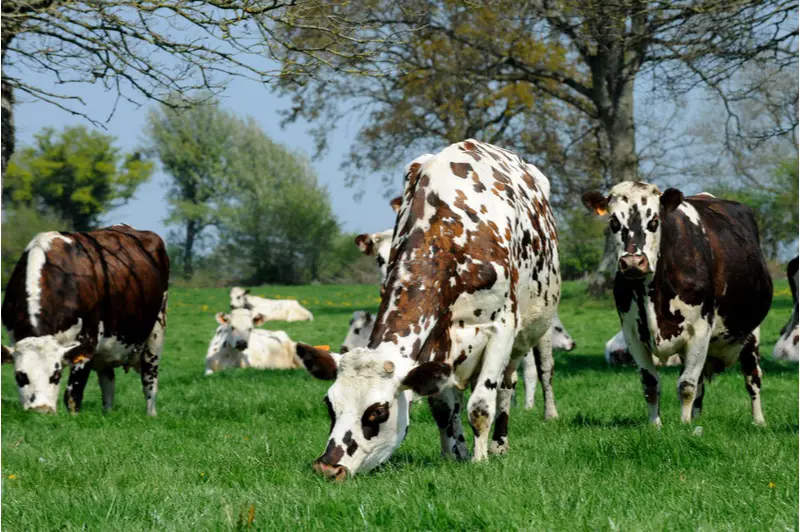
[314,345,330,351]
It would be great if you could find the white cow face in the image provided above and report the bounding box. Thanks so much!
[341,311,374,353]
[354,229,394,284]
[4,337,80,413]
[216,308,265,351]
[583,182,684,280]
[229,287,250,309]
[296,344,451,479]
[551,315,576,351]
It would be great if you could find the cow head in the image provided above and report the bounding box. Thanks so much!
[296,343,452,479]
[4,337,81,413]
[340,311,373,353]
[582,182,683,280]
[551,314,576,351]
[215,308,265,351]
[229,287,251,309]
[354,229,394,283]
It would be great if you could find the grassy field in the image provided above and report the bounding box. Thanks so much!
[2,281,797,530]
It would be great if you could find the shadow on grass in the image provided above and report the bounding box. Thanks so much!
[569,412,644,429]
[556,353,800,377]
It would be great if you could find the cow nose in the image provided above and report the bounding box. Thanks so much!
[313,460,348,481]
[618,254,649,277]
[340,345,349,353]
[235,340,247,351]
[30,404,55,414]
[568,341,576,351]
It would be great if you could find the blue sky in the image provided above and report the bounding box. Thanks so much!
[14,75,401,237]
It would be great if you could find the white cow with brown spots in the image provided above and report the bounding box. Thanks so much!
[298,140,561,479]
[205,308,301,375]
[773,257,799,362]
[229,287,313,322]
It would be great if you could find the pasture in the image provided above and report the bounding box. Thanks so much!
[2,281,797,530]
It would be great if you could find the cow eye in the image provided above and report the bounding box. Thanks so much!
[647,218,659,232]
[609,216,621,233]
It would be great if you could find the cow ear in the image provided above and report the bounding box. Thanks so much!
[660,188,684,217]
[354,234,375,256]
[252,313,266,327]
[364,312,372,325]
[60,342,86,365]
[296,343,340,380]
[243,289,251,295]
[581,191,608,216]
[390,196,403,213]
[2,345,14,364]
[401,361,452,397]
[216,312,230,325]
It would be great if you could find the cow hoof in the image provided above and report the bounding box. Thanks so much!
[544,409,559,421]
[489,441,509,455]
[753,418,766,427]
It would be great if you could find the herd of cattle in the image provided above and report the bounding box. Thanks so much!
[1,139,797,480]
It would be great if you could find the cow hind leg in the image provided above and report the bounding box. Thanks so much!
[141,294,167,416]
[532,334,558,420]
[98,368,115,413]
[64,362,92,414]
[468,320,515,462]
[739,332,766,426]
[691,373,705,420]
[428,388,468,461]
[677,321,713,424]
[490,357,519,456]
[520,349,538,410]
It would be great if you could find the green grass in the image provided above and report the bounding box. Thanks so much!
[2,281,797,530]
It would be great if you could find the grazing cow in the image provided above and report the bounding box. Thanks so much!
[1,226,169,415]
[604,330,681,367]
[230,287,313,322]
[582,182,772,426]
[356,218,572,415]
[205,308,301,375]
[773,257,799,362]
[297,139,561,479]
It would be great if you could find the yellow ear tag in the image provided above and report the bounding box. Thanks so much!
[314,345,330,351]
[73,354,89,364]
[595,206,607,216]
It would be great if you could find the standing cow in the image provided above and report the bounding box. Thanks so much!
[582,182,772,426]
[773,257,799,362]
[297,139,561,479]
[2,226,169,415]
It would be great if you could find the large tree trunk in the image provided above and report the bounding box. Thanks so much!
[183,219,197,280]
[1,76,13,186]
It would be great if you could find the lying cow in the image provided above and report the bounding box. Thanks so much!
[773,257,799,362]
[205,308,301,374]
[583,182,772,426]
[1,226,169,415]
[297,139,561,479]
[230,287,313,322]
[604,330,681,367]
[356,218,572,415]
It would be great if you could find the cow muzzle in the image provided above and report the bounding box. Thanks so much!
[28,404,56,414]
[235,340,248,351]
[313,460,349,481]
[618,254,649,279]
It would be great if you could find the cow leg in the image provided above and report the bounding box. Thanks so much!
[64,362,92,414]
[739,331,766,426]
[532,333,558,420]
[468,321,515,462]
[627,335,662,427]
[691,373,705,420]
[428,388,468,460]
[677,324,713,424]
[490,357,520,455]
[97,367,115,413]
[141,293,167,416]
[520,349,538,410]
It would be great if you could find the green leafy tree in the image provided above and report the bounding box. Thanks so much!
[145,96,242,279]
[1,205,71,287]
[3,125,152,231]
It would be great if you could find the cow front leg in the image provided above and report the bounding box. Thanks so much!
[490,357,519,455]
[468,321,515,462]
[677,322,712,424]
[626,333,662,427]
[141,293,167,416]
[97,367,115,413]
[532,333,558,420]
[739,331,766,426]
[692,373,705,420]
[64,362,92,414]
[428,388,468,460]
[520,349,538,410]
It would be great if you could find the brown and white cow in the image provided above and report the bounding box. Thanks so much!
[297,140,561,479]
[355,200,573,414]
[1,226,169,415]
[773,257,799,362]
[583,182,772,426]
